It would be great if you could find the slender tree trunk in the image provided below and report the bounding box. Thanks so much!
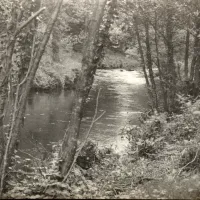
[9,0,63,166]
[47,0,61,63]
[0,4,19,175]
[190,0,200,86]
[188,12,200,96]
[144,20,158,111]
[192,15,200,96]
[190,55,196,82]
[154,11,168,112]
[0,6,45,166]
[0,0,63,196]
[0,4,18,126]
[52,24,60,62]
[134,17,149,86]
[17,2,41,128]
[166,3,176,112]
[134,16,154,110]
[0,86,6,166]
[0,6,45,121]
[190,30,199,82]
[59,0,107,177]
[194,56,200,96]
[177,63,182,81]
[184,28,190,80]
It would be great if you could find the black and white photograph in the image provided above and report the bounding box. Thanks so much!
[0,0,200,199]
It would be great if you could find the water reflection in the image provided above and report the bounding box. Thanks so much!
[20,69,148,153]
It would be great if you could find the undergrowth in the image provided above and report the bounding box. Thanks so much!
[4,96,200,199]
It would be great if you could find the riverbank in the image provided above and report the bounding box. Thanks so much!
[4,95,200,199]
[33,50,139,91]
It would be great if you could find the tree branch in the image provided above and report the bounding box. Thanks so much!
[15,7,46,36]
[62,88,106,182]
[177,148,199,177]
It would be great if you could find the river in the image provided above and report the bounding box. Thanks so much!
[19,69,148,154]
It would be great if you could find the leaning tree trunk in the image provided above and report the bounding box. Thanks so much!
[59,0,107,177]
[48,0,61,62]
[16,0,41,129]
[0,5,44,125]
[0,5,45,166]
[0,4,18,127]
[0,0,63,196]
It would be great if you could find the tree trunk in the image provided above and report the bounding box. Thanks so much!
[52,24,60,62]
[184,28,190,80]
[0,4,18,125]
[165,3,176,113]
[144,20,158,111]
[59,0,107,177]
[0,5,45,168]
[0,4,19,179]
[191,14,200,96]
[47,0,61,63]
[0,0,63,196]
[134,16,154,110]
[190,55,196,82]
[154,10,168,112]
[134,17,149,86]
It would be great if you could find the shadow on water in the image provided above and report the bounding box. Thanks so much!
[19,69,148,153]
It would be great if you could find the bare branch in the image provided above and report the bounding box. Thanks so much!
[176,148,199,177]
[62,88,105,182]
[18,150,41,161]
[15,7,46,36]
[9,171,37,176]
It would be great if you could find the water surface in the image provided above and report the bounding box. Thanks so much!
[20,69,148,153]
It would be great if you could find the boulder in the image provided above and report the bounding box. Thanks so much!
[76,140,100,170]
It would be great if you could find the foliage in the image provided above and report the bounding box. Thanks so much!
[3,98,200,199]
[125,113,167,159]
[4,141,119,199]
[2,0,200,198]
[126,174,200,199]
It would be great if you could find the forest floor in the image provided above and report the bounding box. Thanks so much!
[4,94,200,199]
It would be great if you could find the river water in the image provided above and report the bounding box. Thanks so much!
[19,69,148,153]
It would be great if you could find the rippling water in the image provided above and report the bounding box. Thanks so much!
[20,69,148,153]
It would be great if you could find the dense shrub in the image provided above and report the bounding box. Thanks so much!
[125,113,167,159]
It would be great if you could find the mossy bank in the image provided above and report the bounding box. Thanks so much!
[33,49,140,91]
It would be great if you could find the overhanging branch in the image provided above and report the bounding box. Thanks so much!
[15,7,46,36]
